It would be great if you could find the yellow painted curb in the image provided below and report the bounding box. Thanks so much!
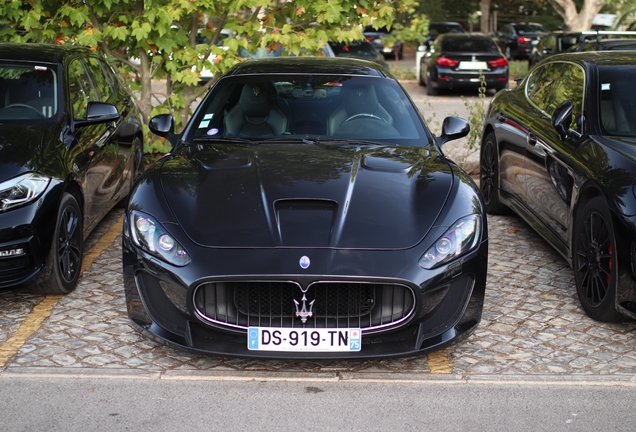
[426,350,453,374]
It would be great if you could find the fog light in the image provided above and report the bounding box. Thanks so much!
[0,248,25,258]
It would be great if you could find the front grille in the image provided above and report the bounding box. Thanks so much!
[193,281,415,333]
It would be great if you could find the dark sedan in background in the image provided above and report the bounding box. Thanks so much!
[493,22,546,60]
[419,33,509,95]
[480,51,636,322]
[329,40,389,68]
[123,57,488,359]
[0,43,144,294]
[363,25,403,60]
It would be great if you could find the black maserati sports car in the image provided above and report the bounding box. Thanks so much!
[123,57,488,358]
[480,51,636,322]
[0,43,143,294]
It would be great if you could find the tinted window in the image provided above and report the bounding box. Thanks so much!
[442,37,498,52]
[514,24,545,35]
[429,23,465,37]
[331,42,377,56]
[550,63,584,130]
[0,62,58,120]
[527,62,584,127]
[527,64,560,114]
[186,75,428,145]
[67,59,98,119]
[598,65,636,136]
[83,56,114,102]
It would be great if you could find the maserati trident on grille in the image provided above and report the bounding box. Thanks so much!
[122,57,488,358]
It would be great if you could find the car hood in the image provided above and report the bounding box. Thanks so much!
[0,123,58,182]
[160,143,455,249]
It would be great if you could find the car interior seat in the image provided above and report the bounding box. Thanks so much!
[601,89,630,134]
[224,83,288,137]
[327,85,393,135]
[7,71,56,118]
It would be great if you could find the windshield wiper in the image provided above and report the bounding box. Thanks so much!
[260,136,321,145]
[192,136,256,145]
[320,138,396,147]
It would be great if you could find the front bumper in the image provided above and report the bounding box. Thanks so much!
[122,232,488,359]
[0,181,62,289]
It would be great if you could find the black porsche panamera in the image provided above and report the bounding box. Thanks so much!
[480,52,636,322]
[123,57,488,358]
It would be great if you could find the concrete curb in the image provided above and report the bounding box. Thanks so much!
[3,367,636,386]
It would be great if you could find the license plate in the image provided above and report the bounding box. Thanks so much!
[458,61,488,70]
[248,327,361,352]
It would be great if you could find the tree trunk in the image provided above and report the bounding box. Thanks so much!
[548,0,605,31]
[480,0,492,34]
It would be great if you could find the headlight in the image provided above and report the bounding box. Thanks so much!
[418,214,482,269]
[0,173,50,212]
[130,210,191,266]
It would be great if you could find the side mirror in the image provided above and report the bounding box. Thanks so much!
[552,100,573,141]
[436,116,470,146]
[74,102,119,129]
[417,45,428,52]
[149,114,175,137]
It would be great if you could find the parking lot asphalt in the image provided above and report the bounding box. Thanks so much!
[1,75,636,384]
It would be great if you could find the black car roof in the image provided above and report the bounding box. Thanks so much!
[550,50,636,66]
[438,33,491,40]
[0,42,93,63]
[226,57,390,78]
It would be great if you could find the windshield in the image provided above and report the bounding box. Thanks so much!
[0,62,58,122]
[515,24,545,35]
[330,42,378,57]
[185,74,430,146]
[442,37,499,53]
[598,65,636,137]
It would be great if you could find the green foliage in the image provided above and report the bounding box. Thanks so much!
[0,0,419,158]
[461,74,487,152]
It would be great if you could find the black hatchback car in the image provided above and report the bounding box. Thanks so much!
[0,43,143,294]
[480,51,636,322]
[419,34,509,95]
[123,57,488,359]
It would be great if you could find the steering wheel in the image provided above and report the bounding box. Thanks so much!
[342,113,387,124]
[3,103,45,117]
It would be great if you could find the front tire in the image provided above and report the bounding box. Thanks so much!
[479,132,508,214]
[426,76,438,96]
[32,193,84,294]
[505,46,512,60]
[573,197,623,322]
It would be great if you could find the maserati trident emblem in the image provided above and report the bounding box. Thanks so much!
[357,87,364,97]
[294,291,315,323]
[299,255,310,269]
[253,86,260,96]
